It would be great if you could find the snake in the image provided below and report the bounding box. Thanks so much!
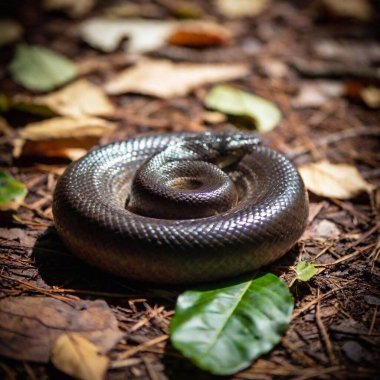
[53,131,309,284]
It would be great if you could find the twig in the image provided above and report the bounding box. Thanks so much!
[292,280,356,320]
[117,335,168,360]
[0,273,77,303]
[369,306,377,335]
[314,249,364,267]
[345,224,379,250]
[315,288,336,364]
[282,338,317,367]
[288,127,380,159]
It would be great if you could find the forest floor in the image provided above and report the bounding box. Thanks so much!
[0,1,379,379]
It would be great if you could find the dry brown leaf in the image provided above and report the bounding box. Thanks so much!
[13,79,114,117]
[302,219,340,240]
[13,116,115,160]
[51,333,109,380]
[292,80,344,109]
[0,297,124,362]
[168,21,231,47]
[360,86,380,108]
[105,59,249,98]
[216,0,270,18]
[321,0,372,21]
[299,160,372,199]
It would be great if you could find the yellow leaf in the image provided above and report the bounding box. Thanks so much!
[51,333,109,380]
[13,116,115,160]
[13,79,114,117]
[299,160,372,199]
[105,59,249,98]
[216,0,270,18]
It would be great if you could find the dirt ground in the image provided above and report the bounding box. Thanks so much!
[0,1,379,379]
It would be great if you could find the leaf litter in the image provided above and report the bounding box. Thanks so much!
[105,59,249,98]
[0,1,379,379]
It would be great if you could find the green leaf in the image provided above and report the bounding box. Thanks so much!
[170,273,293,375]
[294,262,318,282]
[0,171,27,211]
[204,85,281,132]
[9,44,78,92]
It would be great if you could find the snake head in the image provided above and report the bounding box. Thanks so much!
[202,131,261,168]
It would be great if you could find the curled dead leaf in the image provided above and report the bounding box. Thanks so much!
[52,333,109,380]
[81,18,176,53]
[105,59,249,98]
[13,116,115,160]
[299,160,373,199]
[168,21,231,47]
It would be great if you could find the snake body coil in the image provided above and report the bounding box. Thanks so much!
[53,132,308,284]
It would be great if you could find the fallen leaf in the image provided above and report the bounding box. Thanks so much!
[102,3,161,18]
[313,219,340,239]
[313,40,380,66]
[9,44,78,92]
[43,0,94,18]
[202,111,227,124]
[13,116,115,160]
[320,0,372,21]
[171,273,293,375]
[0,116,12,136]
[360,86,380,108]
[341,341,364,363]
[81,18,176,53]
[294,261,318,282]
[168,21,231,47]
[0,20,23,47]
[105,60,249,98]
[160,0,203,19]
[13,79,114,117]
[51,334,109,380]
[204,84,281,132]
[0,297,124,362]
[299,160,372,199]
[302,218,341,240]
[259,58,288,79]
[0,227,36,247]
[0,171,27,211]
[292,80,344,109]
[216,0,270,18]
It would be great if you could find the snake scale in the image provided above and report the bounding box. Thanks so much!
[53,132,309,284]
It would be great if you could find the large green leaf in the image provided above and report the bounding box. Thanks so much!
[205,85,281,132]
[0,171,27,211]
[9,44,77,92]
[170,273,293,375]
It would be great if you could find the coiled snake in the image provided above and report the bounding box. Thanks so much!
[53,132,308,284]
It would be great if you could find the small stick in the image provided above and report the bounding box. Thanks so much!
[315,288,336,364]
